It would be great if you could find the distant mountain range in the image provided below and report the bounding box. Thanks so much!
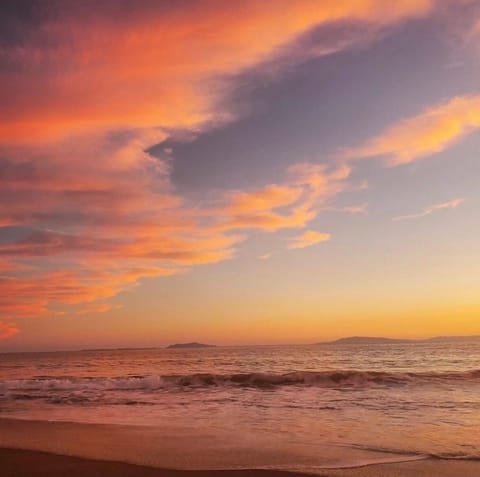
[426,335,480,342]
[319,335,480,345]
[166,342,216,349]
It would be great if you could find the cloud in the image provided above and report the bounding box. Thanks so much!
[287,230,331,250]
[0,0,437,330]
[462,5,480,46]
[259,253,273,260]
[471,19,480,38]
[328,203,368,214]
[226,185,302,213]
[218,164,351,232]
[0,0,435,143]
[0,130,350,323]
[75,303,122,315]
[393,198,465,221]
[0,267,180,322]
[342,95,480,165]
[0,321,19,340]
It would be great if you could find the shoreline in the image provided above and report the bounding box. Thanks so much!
[3,447,480,477]
[2,417,480,477]
[0,448,317,477]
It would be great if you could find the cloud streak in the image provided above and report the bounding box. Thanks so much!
[342,95,480,165]
[393,198,465,221]
[327,203,368,214]
[287,230,331,250]
[218,164,351,232]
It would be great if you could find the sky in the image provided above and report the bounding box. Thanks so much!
[0,0,479,351]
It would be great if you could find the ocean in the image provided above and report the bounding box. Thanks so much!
[1,342,479,473]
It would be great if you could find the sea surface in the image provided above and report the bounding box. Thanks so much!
[1,342,480,473]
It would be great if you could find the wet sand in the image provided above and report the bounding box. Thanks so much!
[1,418,480,477]
[3,447,480,477]
[327,459,480,477]
[0,448,315,477]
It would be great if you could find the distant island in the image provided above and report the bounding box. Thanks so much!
[166,342,216,349]
[323,336,410,345]
[319,335,480,345]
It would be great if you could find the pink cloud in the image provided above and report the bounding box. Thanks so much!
[0,1,434,142]
[0,1,438,330]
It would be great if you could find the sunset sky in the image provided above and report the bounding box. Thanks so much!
[1,0,479,351]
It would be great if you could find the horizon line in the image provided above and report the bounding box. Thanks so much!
[2,334,480,355]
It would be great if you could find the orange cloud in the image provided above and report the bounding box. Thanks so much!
[226,185,302,213]
[473,19,480,38]
[0,127,349,323]
[75,303,122,315]
[0,0,434,143]
[287,230,331,250]
[0,322,19,340]
[218,165,351,232]
[0,267,181,322]
[0,146,349,323]
[342,95,480,165]
[459,7,480,44]
[393,198,465,221]
[0,1,436,329]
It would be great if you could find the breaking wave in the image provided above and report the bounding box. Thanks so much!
[347,443,480,463]
[1,369,480,393]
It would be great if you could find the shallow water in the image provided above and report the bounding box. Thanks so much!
[1,342,480,472]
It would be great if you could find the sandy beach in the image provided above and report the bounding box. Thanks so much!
[1,418,479,477]
[0,448,313,477]
[3,447,480,477]
[2,2,479,476]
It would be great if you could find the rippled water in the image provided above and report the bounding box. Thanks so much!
[1,342,480,471]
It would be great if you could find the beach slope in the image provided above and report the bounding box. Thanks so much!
[2,448,480,477]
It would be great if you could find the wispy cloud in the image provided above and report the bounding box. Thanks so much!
[393,198,465,221]
[287,230,331,250]
[328,203,368,214]
[341,95,480,165]
[225,185,303,214]
[218,164,351,232]
[465,18,480,43]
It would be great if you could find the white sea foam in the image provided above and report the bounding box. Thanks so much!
[2,369,480,394]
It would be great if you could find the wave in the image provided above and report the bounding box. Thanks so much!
[347,443,480,463]
[1,369,480,393]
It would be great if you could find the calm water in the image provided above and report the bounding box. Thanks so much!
[1,342,480,472]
